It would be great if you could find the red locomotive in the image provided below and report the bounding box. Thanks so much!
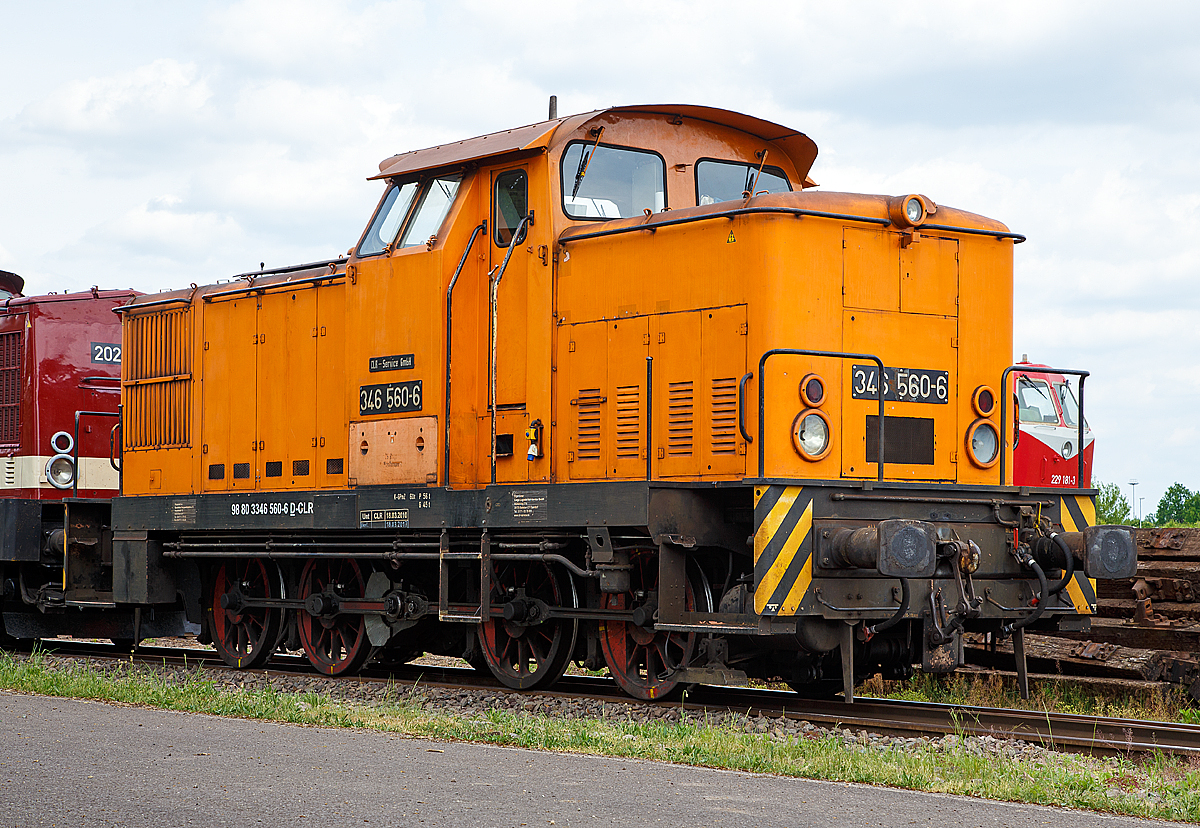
[1011,359,1093,489]
[0,273,187,642]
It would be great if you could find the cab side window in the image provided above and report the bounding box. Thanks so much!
[494,170,528,246]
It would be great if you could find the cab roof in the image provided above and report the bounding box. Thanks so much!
[372,104,819,186]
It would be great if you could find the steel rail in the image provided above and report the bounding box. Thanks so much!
[24,640,1200,758]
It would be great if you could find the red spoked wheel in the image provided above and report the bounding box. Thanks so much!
[207,558,283,669]
[478,560,577,690]
[298,558,370,676]
[599,551,703,700]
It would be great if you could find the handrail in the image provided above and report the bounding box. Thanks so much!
[490,213,533,484]
[72,410,120,497]
[738,372,754,443]
[999,365,1089,487]
[559,206,890,245]
[444,221,487,488]
[202,272,344,302]
[557,204,1027,246]
[757,349,886,481]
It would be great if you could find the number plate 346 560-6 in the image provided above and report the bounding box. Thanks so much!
[359,380,423,415]
[851,365,948,405]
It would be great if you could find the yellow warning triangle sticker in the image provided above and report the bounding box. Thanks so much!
[727,230,736,243]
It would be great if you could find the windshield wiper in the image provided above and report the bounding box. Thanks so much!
[571,127,605,198]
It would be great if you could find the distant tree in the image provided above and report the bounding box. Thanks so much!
[1095,481,1131,525]
[1154,483,1200,525]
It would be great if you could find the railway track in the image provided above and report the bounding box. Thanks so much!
[16,638,1200,759]
[963,526,1200,697]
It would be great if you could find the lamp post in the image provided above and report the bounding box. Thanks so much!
[1140,497,1145,523]
[1130,480,1139,524]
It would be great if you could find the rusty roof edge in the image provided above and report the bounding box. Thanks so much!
[367,105,819,182]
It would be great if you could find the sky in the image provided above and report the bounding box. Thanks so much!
[1,0,1197,516]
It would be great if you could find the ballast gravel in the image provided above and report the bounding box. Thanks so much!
[19,647,1068,766]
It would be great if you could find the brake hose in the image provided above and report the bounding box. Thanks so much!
[1003,558,1049,633]
[863,577,910,638]
[1047,533,1075,595]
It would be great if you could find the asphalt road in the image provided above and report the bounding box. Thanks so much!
[0,692,1182,827]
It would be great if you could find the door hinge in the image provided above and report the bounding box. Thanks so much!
[738,322,748,335]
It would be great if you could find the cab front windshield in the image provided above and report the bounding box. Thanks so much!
[358,174,462,256]
[1055,381,1084,427]
[1017,377,1059,424]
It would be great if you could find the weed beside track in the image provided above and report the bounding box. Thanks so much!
[3,649,1200,822]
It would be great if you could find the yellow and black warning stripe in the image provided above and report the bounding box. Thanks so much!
[1060,494,1098,614]
[753,486,815,616]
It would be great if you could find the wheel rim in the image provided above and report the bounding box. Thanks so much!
[478,560,577,690]
[208,558,282,669]
[298,558,370,676]
[599,550,698,700]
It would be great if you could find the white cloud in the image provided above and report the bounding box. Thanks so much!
[18,59,212,137]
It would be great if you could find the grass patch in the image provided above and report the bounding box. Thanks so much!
[862,671,1197,723]
[3,649,1200,823]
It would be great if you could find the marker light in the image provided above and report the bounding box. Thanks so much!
[799,373,825,408]
[972,385,996,418]
[792,409,832,461]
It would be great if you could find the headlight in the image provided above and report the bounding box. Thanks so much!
[799,373,825,408]
[1062,441,1074,458]
[966,419,999,468]
[905,197,923,224]
[792,409,832,460]
[971,385,996,418]
[46,454,75,489]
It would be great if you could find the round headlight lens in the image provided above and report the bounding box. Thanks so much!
[968,421,999,467]
[46,454,75,489]
[1062,441,1074,458]
[905,197,923,224]
[793,410,831,460]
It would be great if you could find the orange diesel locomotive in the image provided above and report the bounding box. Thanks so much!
[107,104,1134,699]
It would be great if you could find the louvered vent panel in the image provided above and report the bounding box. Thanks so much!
[615,385,640,458]
[0,331,21,445]
[667,381,694,456]
[124,308,192,448]
[576,389,602,461]
[710,377,738,455]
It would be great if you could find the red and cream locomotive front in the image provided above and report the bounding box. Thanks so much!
[1011,360,1093,488]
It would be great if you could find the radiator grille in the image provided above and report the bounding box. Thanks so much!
[293,459,309,476]
[233,463,251,479]
[208,464,225,480]
[326,458,344,475]
[265,461,282,477]
[865,415,935,465]
[0,331,21,445]
[124,307,192,448]
[576,389,602,461]
[667,381,694,456]
[615,385,640,459]
[710,377,738,455]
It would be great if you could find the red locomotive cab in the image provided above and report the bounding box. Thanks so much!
[1011,360,1093,488]
[0,276,138,501]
